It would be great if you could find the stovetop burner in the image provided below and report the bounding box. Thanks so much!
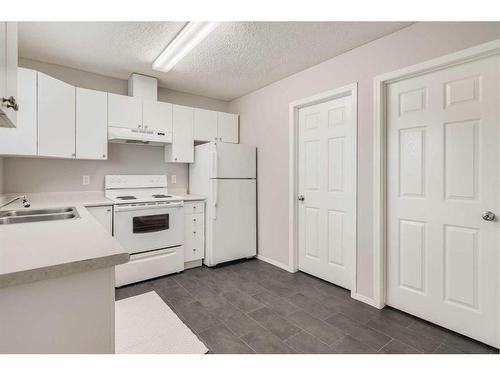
[116,195,137,200]
[152,194,173,198]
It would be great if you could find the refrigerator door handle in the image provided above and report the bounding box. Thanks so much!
[212,143,218,178]
[213,179,218,220]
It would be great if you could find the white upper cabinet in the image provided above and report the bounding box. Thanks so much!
[165,104,194,163]
[37,72,76,158]
[194,108,218,142]
[0,22,18,128]
[194,109,239,144]
[0,68,37,156]
[108,93,142,129]
[76,88,108,160]
[217,112,239,143]
[142,100,172,134]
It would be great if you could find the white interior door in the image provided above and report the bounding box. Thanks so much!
[298,93,356,289]
[386,56,499,347]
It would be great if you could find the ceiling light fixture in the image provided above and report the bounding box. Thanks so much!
[152,22,220,73]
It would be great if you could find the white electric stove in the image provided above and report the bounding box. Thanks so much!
[105,175,185,287]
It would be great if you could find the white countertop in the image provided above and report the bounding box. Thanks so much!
[0,191,129,288]
[180,194,207,201]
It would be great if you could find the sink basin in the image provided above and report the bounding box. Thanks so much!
[0,207,80,225]
[0,207,73,218]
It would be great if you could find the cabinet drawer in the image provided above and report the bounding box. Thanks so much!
[184,213,204,262]
[184,201,205,214]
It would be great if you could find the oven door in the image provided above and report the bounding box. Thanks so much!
[113,202,184,254]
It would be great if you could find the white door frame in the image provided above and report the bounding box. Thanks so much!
[373,36,500,339]
[289,82,358,297]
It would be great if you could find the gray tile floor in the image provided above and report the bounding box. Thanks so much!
[115,259,499,354]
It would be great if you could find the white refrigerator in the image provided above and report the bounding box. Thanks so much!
[189,142,257,266]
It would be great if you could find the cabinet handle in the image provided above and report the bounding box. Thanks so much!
[193,249,196,252]
[138,125,142,128]
[102,154,106,158]
[193,218,196,221]
[193,231,196,234]
[2,96,19,111]
[145,125,148,129]
[71,153,76,157]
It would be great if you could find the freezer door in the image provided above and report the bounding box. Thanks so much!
[206,179,257,266]
[210,142,256,179]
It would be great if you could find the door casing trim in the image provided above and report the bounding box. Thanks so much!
[289,82,358,299]
[373,37,500,347]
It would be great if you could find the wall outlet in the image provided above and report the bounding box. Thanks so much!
[82,175,90,185]
[170,175,177,184]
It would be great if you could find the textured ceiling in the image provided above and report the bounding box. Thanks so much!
[19,22,412,101]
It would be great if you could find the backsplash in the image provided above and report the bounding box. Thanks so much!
[2,143,188,193]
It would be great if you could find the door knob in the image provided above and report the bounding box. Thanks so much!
[482,211,496,221]
[2,96,19,111]
[298,195,305,202]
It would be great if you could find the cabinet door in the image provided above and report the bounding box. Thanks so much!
[0,22,18,128]
[142,100,172,133]
[184,213,205,262]
[86,206,113,234]
[0,68,37,156]
[217,112,239,143]
[194,108,217,142]
[108,93,142,129]
[38,72,76,158]
[165,104,194,163]
[76,88,108,160]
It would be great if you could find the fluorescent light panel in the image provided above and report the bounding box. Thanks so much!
[152,22,220,73]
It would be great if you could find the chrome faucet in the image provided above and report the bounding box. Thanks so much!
[0,195,31,209]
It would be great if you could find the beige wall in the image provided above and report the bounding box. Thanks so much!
[228,22,500,300]
[2,59,229,194]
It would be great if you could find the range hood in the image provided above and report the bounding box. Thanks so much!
[108,127,172,146]
[108,73,172,146]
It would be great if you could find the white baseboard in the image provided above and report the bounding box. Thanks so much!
[351,291,385,309]
[256,254,296,273]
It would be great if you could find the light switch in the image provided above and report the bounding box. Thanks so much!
[82,175,90,185]
[171,175,177,184]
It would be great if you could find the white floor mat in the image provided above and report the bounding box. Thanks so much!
[115,291,208,354]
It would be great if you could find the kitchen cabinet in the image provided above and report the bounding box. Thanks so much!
[108,93,142,129]
[0,22,18,128]
[165,104,194,163]
[142,100,172,134]
[0,68,37,156]
[37,72,76,158]
[217,112,239,143]
[194,108,218,142]
[86,205,113,234]
[183,201,205,262]
[76,88,108,160]
[193,109,239,144]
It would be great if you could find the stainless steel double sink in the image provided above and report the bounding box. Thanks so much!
[0,207,80,225]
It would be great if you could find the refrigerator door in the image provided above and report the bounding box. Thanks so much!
[206,178,257,266]
[210,142,256,179]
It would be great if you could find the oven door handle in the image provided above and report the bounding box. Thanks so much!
[114,202,183,212]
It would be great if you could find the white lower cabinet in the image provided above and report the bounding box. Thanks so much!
[86,205,113,234]
[184,201,205,262]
